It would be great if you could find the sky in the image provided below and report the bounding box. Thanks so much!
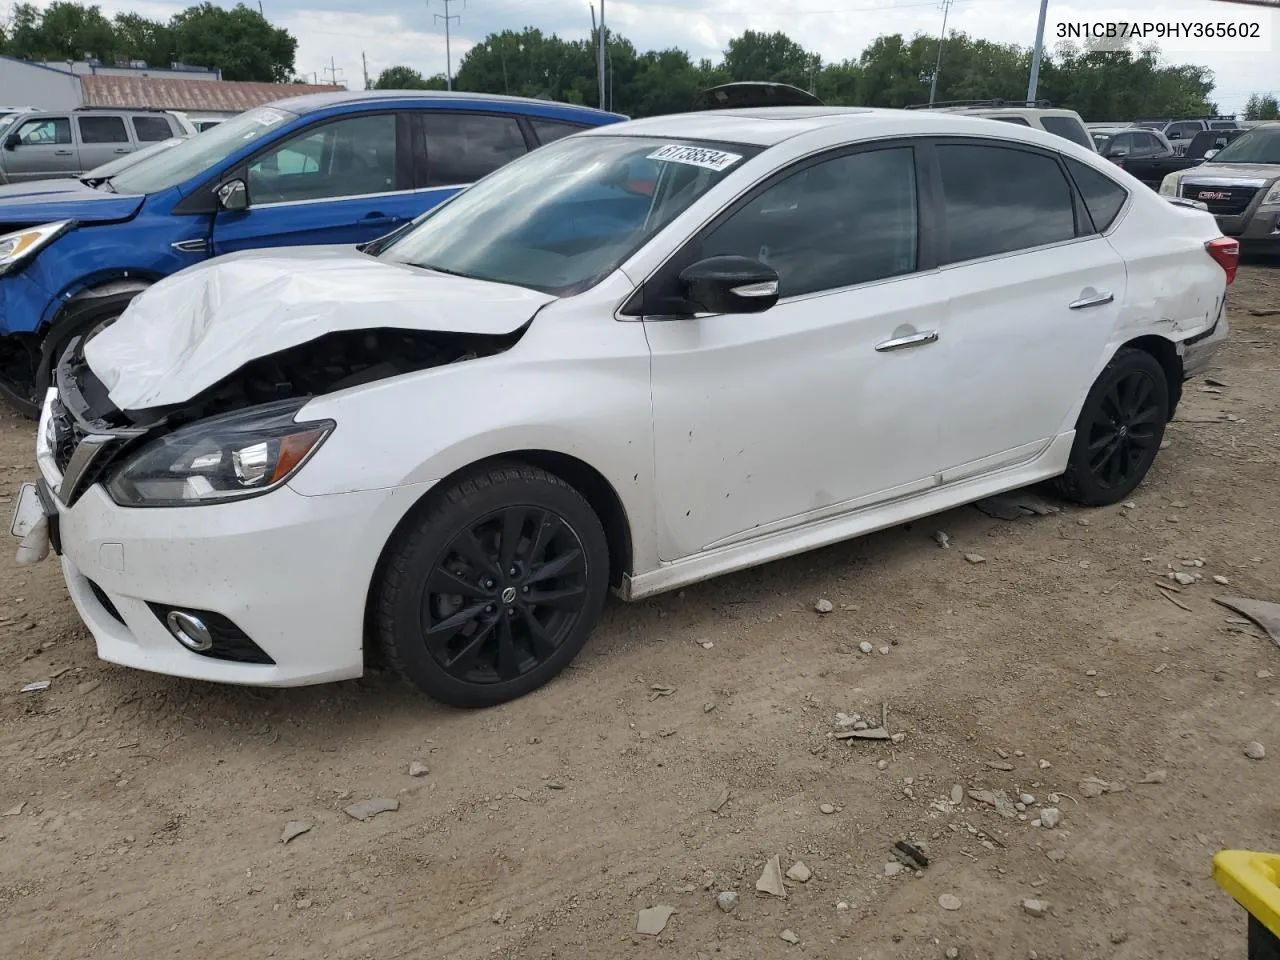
[19,0,1280,114]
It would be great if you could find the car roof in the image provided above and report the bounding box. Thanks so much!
[574,105,1102,148]
[266,89,628,122]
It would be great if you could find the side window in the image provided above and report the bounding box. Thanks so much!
[697,147,918,298]
[1064,158,1129,233]
[78,116,129,144]
[938,143,1075,263]
[1041,116,1093,149]
[133,116,173,142]
[990,115,1032,126]
[422,113,526,186]
[531,118,587,146]
[1110,132,1133,154]
[247,113,398,204]
[16,118,71,145]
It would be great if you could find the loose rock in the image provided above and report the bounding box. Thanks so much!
[636,905,675,936]
[280,820,312,844]
[815,598,834,614]
[890,733,906,744]
[20,681,50,693]
[716,891,739,914]
[756,855,787,898]
[938,893,962,911]
[1258,670,1275,680]
[819,803,835,815]
[343,797,399,821]
[776,858,809,884]
[964,553,986,564]
[1039,807,1062,829]
[884,861,904,877]
[934,531,951,549]
[951,784,964,805]
[1039,759,1052,770]
[1019,793,1035,805]
[1213,575,1229,585]
[1173,572,1197,586]
[946,949,960,960]
[836,901,850,911]
[3,802,26,817]
[780,930,800,945]
[1139,769,1168,784]
[859,641,874,654]
[408,761,429,777]
[1022,899,1051,918]
[1245,741,1266,760]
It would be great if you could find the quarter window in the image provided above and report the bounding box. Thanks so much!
[78,116,129,144]
[133,116,173,142]
[1064,158,1128,233]
[530,118,587,145]
[991,115,1032,126]
[938,143,1076,263]
[247,113,398,204]
[697,147,918,298]
[423,113,527,186]
[1041,115,1092,149]
[15,118,71,145]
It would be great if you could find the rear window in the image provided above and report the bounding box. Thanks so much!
[1041,115,1092,148]
[133,116,173,142]
[1064,158,1128,233]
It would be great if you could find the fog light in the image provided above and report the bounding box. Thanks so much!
[165,610,213,651]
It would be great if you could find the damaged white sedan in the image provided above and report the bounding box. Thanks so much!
[12,107,1234,707]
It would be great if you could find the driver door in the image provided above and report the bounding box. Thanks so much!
[211,112,419,254]
[641,143,952,562]
[4,116,80,182]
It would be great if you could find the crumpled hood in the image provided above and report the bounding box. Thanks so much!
[85,246,556,411]
[0,186,144,231]
[1181,162,1280,184]
[0,177,100,200]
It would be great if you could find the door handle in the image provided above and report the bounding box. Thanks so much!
[113,147,130,154]
[1069,291,1114,310]
[54,149,73,156]
[875,330,938,352]
[358,213,402,227]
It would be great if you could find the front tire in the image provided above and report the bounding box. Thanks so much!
[375,464,610,708]
[1054,347,1169,506]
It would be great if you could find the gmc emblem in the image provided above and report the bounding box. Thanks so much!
[1198,190,1231,201]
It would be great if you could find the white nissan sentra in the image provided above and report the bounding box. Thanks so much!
[12,107,1234,707]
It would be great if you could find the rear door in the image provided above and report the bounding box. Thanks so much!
[76,114,135,171]
[414,110,531,205]
[2,116,79,181]
[931,140,1128,475]
[211,111,420,254]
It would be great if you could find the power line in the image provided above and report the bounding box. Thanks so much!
[322,56,344,86]
[432,0,465,91]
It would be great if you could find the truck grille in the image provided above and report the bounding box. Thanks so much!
[1181,183,1259,216]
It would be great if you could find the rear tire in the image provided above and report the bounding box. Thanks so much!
[375,464,610,708]
[1054,347,1169,507]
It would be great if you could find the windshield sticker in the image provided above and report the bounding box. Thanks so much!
[646,144,743,172]
[254,108,287,126]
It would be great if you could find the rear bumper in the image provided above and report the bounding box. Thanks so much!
[1183,306,1230,380]
[1212,207,1280,243]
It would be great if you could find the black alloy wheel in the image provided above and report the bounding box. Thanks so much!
[423,505,588,684]
[376,465,610,707]
[1056,347,1169,506]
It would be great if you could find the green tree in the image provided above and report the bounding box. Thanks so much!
[113,12,175,67]
[373,65,430,89]
[722,30,815,90]
[1244,93,1280,121]
[168,3,297,82]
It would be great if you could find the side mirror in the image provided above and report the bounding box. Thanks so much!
[1204,149,1219,160]
[3,133,18,150]
[216,178,247,212]
[1168,131,1182,140]
[679,256,780,315]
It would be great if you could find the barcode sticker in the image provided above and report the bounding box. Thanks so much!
[646,144,743,172]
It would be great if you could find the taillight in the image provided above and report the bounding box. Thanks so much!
[1205,236,1239,285]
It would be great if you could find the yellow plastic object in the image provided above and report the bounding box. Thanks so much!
[1214,850,1280,940]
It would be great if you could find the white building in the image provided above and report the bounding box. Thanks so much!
[0,56,82,111]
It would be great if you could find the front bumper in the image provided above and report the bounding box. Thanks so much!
[34,392,435,687]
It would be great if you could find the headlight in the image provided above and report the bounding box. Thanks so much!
[106,400,334,507]
[1262,182,1280,205]
[0,220,71,276]
[1158,173,1181,197]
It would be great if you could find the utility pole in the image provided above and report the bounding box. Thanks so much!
[1026,0,1049,104]
[361,51,370,90]
[927,0,953,107]
[323,57,344,87]
[432,0,464,92]
[590,5,601,107]
[597,0,606,110]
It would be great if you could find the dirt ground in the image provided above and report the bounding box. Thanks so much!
[1,266,1278,960]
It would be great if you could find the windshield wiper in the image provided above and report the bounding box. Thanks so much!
[404,261,472,280]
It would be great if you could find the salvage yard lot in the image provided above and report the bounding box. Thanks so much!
[1,266,1277,960]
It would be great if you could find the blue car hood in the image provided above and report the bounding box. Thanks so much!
[0,187,144,229]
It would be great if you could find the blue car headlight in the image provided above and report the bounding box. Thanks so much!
[0,220,71,276]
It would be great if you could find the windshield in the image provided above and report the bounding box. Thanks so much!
[1207,127,1280,165]
[109,106,297,195]
[83,137,184,183]
[379,135,760,296]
